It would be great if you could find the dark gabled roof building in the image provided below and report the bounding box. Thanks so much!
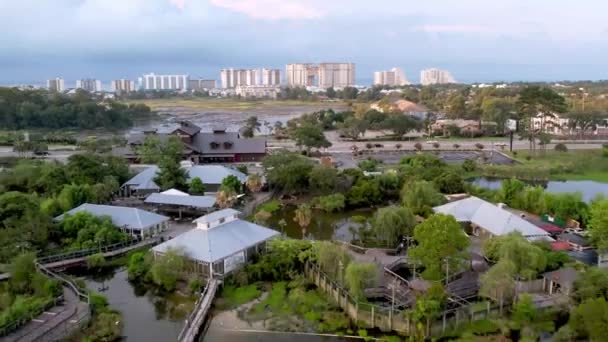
[114,121,267,164]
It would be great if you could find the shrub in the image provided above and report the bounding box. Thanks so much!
[236,165,248,175]
[315,194,346,212]
[127,252,149,281]
[188,278,203,294]
[414,142,422,151]
[365,143,373,149]
[453,143,460,149]
[395,143,402,150]
[462,159,477,172]
[554,143,568,152]
[602,144,608,157]
[432,142,440,149]
[357,158,381,172]
[475,143,485,150]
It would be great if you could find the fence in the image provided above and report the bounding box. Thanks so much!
[36,262,89,303]
[177,279,220,342]
[305,262,501,337]
[0,296,64,337]
[36,238,156,265]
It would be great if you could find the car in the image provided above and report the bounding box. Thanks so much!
[33,151,50,156]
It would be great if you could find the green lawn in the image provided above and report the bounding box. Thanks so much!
[125,98,345,111]
[480,149,608,182]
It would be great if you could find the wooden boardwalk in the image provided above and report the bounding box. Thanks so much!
[178,279,220,342]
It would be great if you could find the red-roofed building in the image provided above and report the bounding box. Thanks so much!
[539,223,564,235]
[551,241,571,252]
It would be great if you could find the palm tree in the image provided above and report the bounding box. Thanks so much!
[293,203,312,238]
[246,174,263,193]
[216,189,237,209]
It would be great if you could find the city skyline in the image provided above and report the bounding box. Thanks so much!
[3,1,608,84]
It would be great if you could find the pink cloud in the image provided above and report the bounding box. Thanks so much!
[209,0,323,20]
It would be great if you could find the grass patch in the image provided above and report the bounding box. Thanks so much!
[217,284,261,309]
[480,149,608,182]
[124,98,345,111]
[255,199,281,214]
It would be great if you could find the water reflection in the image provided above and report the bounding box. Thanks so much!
[470,177,608,202]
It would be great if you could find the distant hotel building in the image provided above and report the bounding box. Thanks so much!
[139,73,189,91]
[75,79,102,92]
[420,68,456,85]
[188,79,216,91]
[235,85,279,99]
[111,79,135,94]
[286,63,355,89]
[373,67,409,86]
[47,77,65,92]
[220,68,280,89]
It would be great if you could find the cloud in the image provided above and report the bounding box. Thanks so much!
[169,0,186,10]
[209,0,324,20]
[414,24,495,34]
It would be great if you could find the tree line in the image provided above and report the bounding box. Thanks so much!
[0,88,151,130]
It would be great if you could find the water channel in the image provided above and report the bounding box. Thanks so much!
[470,177,608,202]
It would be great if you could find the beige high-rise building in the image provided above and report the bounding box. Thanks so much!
[420,68,456,85]
[139,73,189,91]
[373,67,409,86]
[286,63,355,88]
[318,63,356,89]
[286,63,317,87]
[111,79,135,93]
[221,68,276,88]
[76,79,102,92]
[46,77,65,92]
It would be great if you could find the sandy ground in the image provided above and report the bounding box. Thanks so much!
[208,292,269,331]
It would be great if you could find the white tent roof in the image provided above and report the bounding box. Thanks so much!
[161,189,189,196]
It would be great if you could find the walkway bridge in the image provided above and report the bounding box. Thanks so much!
[177,278,221,342]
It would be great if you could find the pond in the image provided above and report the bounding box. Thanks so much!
[470,177,608,202]
[266,206,373,241]
[75,266,194,341]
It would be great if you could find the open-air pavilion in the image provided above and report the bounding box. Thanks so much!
[151,208,279,279]
[144,192,216,219]
[55,203,170,239]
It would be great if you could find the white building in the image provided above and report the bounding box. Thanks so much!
[235,85,279,99]
[531,113,608,136]
[188,79,216,91]
[261,69,281,86]
[46,77,65,92]
[140,73,189,91]
[420,68,456,85]
[373,67,409,86]
[76,79,102,92]
[221,68,279,88]
[286,63,317,87]
[111,79,135,93]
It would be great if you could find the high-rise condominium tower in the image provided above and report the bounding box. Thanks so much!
[221,68,280,88]
[76,79,102,92]
[286,63,355,88]
[139,73,189,91]
[420,68,456,85]
[373,67,409,86]
[111,79,135,93]
[46,77,65,92]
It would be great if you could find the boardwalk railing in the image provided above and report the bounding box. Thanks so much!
[177,278,220,342]
[36,262,90,303]
[0,295,64,337]
[36,238,148,264]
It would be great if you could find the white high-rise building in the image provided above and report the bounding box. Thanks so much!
[111,79,135,93]
[420,68,456,85]
[75,79,102,92]
[373,67,409,86]
[286,63,355,89]
[46,77,65,92]
[221,68,279,88]
[261,68,281,86]
[286,63,318,87]
[139,73,189,91]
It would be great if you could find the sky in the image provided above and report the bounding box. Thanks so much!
[1,0,608,86]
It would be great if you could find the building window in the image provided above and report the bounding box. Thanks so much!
[210,142,220,149]
[219,217,225,224]
[223,142,233,149]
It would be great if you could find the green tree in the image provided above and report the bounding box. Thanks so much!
[482,232,547,280]
[9,252,37,294]
[371,206,416,247]
[292,124,331,153]
[434,170,465,194]
[263,151,314,193]
[344,262,378,299]
[308,165,339,194]
[188,177,206,195]
[57,183,95,211]
[221,175,242,193]
[314,194,346,212]
[127,252,150,281]
[479,259,516,314]
[338,117,368,140]
[446,94,467,118]
[566,297,608,341]
[409,214,469,280]
[346,178,382,207]
[383,115,420,139]
[588,199,608,251]
[401,180,444,216]
[574,267,608,302]
[242,116,261,138]
[498,178,526,207]
[137,135,184,164]
[481,97,514,133]
[316,242,351,282]
[150,248,186,291]
[86,253,106,269]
